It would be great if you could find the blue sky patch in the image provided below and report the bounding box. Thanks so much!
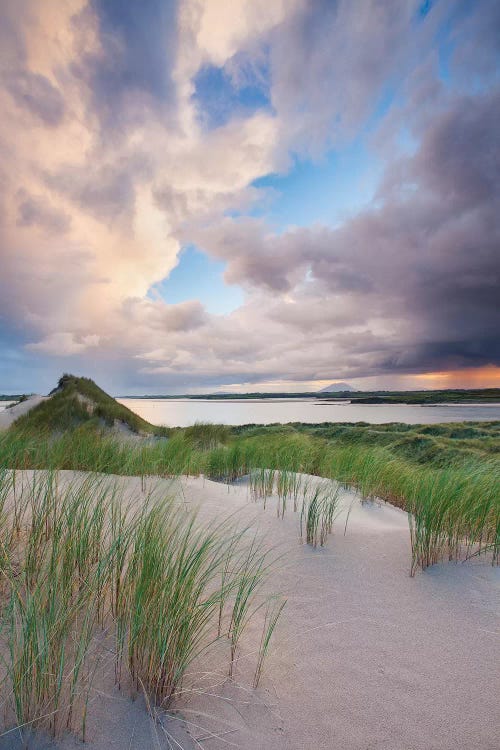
[252,143,382,229]
[150,245,244,315]
[192,63,270,130]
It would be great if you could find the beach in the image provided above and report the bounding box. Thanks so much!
[1,471,498,749]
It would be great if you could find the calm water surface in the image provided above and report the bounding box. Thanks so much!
[117,398,500,427]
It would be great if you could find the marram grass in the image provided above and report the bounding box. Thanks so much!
[0,470,284,742]
[0,419,497,742]
[0,422,498,572]
[249,467,341,546]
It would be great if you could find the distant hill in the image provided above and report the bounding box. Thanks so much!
[9,374,168,436]
[319,382,355,393]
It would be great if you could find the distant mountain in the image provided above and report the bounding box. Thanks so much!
[319,382,356,393]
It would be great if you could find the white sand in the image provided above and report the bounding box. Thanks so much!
[0,395,47,430]
[1,472,498,750]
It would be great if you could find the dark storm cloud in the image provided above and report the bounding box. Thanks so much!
[192,85,500,376]
[404,91,500,210]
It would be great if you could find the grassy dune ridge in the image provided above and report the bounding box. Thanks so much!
[1,418,498,574]
[12,374,170,436]
[2,378,498,582]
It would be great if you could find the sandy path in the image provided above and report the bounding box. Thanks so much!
[0,395,47,430]
[1,473,498,750]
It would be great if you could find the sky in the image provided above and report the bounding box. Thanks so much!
[0,0,499,395]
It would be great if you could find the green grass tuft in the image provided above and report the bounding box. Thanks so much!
[0,471,284,742]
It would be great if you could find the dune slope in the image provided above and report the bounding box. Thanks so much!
[0,395,47,430]
[3,374,168,436]
[1,472,497,750]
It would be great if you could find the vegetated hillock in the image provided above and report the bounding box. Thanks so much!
[232,420,500,468]
[12,374,169,436]
[182,422,231,450]
[347,388,500,404]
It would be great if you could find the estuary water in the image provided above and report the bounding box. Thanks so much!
[117,398,500,427]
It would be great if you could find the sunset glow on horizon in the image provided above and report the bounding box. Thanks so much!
[411,366,500,390]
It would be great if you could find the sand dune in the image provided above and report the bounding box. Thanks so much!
[0,395,47,430]
[1,472,498,750]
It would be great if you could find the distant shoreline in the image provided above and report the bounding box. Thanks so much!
[3,388,500,410]
[116,388,500,406]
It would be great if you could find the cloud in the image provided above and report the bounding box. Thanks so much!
[124,298,207,333]
[0,0,498,391]
[187,86,500,379]
[71,0,179,135]
[4,69,65,126]
[16,189,71,233]
[45,163,136,224]
[27,332,100,356]
[268,0,430,155]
